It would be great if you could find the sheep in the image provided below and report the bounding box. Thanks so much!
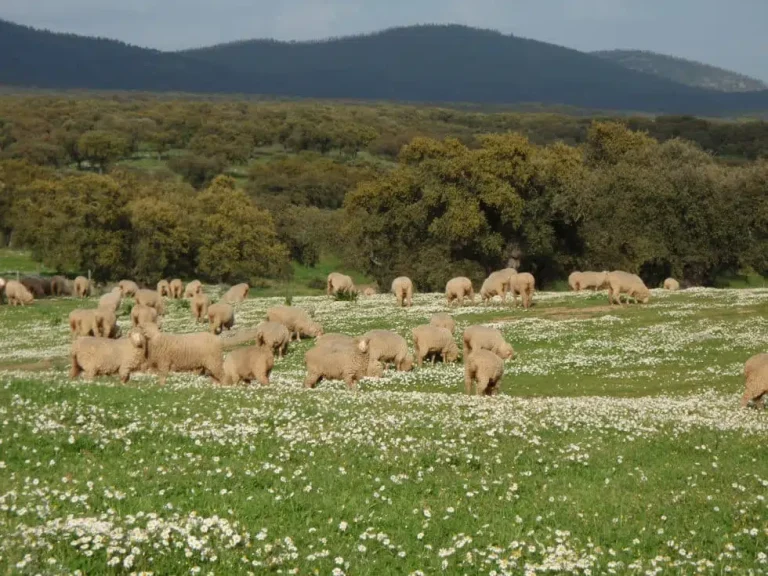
[315,333,355,348]
[97,308,119,339]
[304,336,370,390]
[184,280,203,298]
[430,312,456,334]
[664,278,680,291]
[98,287,122,314]
[412,325,459,367]
[391,276,414,307]
[464,350,505,396]
[135,288,166,315]
[463,325,516,360]
[118,280,139,297]
[445,276,474,307]
[741,353,768,409]
[157,279,171,297]
[266,306,323,342]
[20,277,46,298]
[131,304,159,329]
[4,280,34,306]
[363,329,414,376]
[327,272,355,296]
[70,329,148,383]
[509,272,536,309]
[191,292,211,322]
[143,323,224,384]
[208,302,235,335]
[255,321,291,359]
[69,309,101,338]
[222,283,249,304]
[50,275,71,296]
[74,276,91,298]
[480,269,518,305]
[169,279,184,299]
[578,271,609,291]
[222,343,274,386]
[607,271,650,305]
[0,277,5,299]
[568,271,583,291]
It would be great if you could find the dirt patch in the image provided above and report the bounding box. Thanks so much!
[0,358,60,372]
[492,305,617,322]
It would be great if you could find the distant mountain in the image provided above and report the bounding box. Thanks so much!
[2,19,768,115]
[594,49,767,93]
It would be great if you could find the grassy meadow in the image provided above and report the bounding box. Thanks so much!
[1,276,767,574]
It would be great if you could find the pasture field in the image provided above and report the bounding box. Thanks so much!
[1,288,767,575]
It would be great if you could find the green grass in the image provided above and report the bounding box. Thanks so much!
[0,248,50,276]
[1,285,767,574]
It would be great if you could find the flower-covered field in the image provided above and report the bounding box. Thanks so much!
[1,287,767,575]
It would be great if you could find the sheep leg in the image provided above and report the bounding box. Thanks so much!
[69,356,82,379]
[464,370,473,395]
[754,394,765,410]
[345,375,358,391]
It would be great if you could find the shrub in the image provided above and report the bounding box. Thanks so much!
[334,288,358,302]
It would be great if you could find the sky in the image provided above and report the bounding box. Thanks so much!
[2,0,767,81]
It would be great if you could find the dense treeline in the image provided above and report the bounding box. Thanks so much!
[0,94,766,288]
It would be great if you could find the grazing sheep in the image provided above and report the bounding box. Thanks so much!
[255,321,291,359]
[222,283,249,304]
[568,271,583,291]
[574,271,609,291]
[741,353,768,409]
[118,280,139,297]
[664,278,680,291]
[50,275,71,296]
[208,302,235,335]
[412,325,459,367]
[430,312,456,334]
[191,292,211,322]
[509,272,536,309]
[74,276,91,298]
[445,277,474,307]
[222,343,274,386]
[607,271,650,305]
[69,309,101,337]
[266,306,323,342]
[481,269,518,304]
[169,279,184,299]
[304,336,370,390]
[363,329,414,376]
[464,350,505,396]
[184,280,203,298]
[131,304,159,329]
[463,325,516,360]
[143,324,224,384]
[157,280,171,297]
[20,277,46,298]
[98,287,122,314]
[70,329,148,383]
[5,280,34,306]
[391,276,414,307]
[327,272,355,296]
[135,288,166,315]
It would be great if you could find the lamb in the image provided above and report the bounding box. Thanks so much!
[74,276,91,298]
[607,271,650,305]
[327,272,355,296]
[222,283,249,304]
[266,306,323,341]
[430,312,456,334]
[20,277,46,298]
[69,309,101,338]
[509,272,536,309]
[445,277,474,307]
[222,343,274,386]
[131,304,159,328]
[391,276,414,307]
[70,329,148,383]
[184,280,203,298]
[463,325,516,360]
[363,329,414,376]
[742,353,768,409]
[135,288,166,315]
[304,336,370,390]
[208,302,235,335]
[156,280,171,297]
[118,280,139,297]
[664,278,680,291]
[169,279,184,299]
[191,292,211,322]
[98,287,122,314]
[50,275,71,296]
[412,325,459,367]
[143,323,224,384]
[4,280,34,306]
[464,350,505,396]
[254,321,291,358]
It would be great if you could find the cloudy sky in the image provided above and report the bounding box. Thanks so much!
[3,0,767,81]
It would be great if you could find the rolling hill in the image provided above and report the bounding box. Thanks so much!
[2,19,768,115]
[594,49,767,93]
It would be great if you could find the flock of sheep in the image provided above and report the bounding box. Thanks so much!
[0,267,764,406]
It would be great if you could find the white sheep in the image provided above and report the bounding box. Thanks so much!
[156,279,171,297]
[169,279,184,298]
[304,336,370,390]
[412,325,459,367]
[430,312,456,334]
[69,309,101,338]
[741,353,768,409]
[327,272,355,296]
[463,325,515,360]
[208,302,235,335]
[391,276,414,307]
[266,306,323,341]
[98,287,122,314]
[143,324,224,384]
[135,288,166,315]
[255,321,291,358]
[74,276,91,298]
[445,276,474,307]
[191,292,211,322]
[131,304,159,329]
[118,279,139,297]
[222,283,249,304]
[663,278,680,291]
[464,349,505,396]
[363,329,414,376]
[222,343,274,386]
[184,280,203,298]
[70,329,148,383]
[607,271,650,305]
[509,272,535,308]
[4,280,34,306]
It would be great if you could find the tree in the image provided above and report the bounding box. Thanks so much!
[76,130,129,173]
[168,154,227,189]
